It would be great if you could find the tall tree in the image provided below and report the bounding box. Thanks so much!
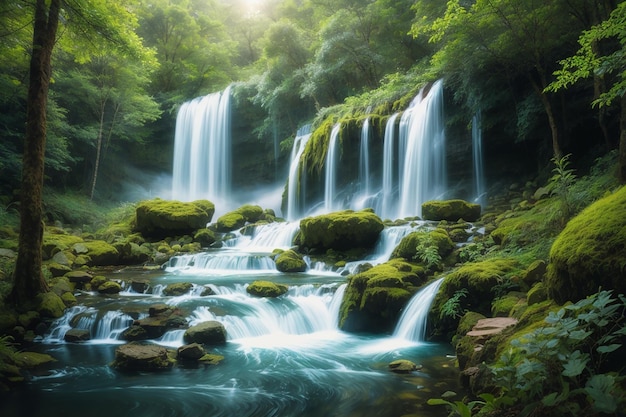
[11,0,61,305]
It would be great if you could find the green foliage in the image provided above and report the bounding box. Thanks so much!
[440,288,468,320]
[427,396,486,417]
[547,153,577,223]
[489,291,626,417]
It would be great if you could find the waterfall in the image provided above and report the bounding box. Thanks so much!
[43,307,135,344]
[380,113,399,220]
[359,118,371,199]
[172,86,232,203]
[324,123,341,213]
[398,79,446,218]
[393,277,444,342]
[472,111,486,207]
[286,125,312,221]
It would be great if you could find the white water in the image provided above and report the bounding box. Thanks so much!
[472,111,486,207]
[393,277,444,341]
[359,118,371,199]
[172,86,231,204]
[324,123,341,213]
[398,80,446,218]
[380,113,399,220]
[286,125,312,221]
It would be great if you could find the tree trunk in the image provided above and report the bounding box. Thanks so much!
[10,0,61,307]
[90,100,106,200]
[618,94,626,184]
[530,75,562,159]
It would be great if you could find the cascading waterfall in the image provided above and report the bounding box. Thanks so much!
[393,277,444,342]
[472,111,486,207]
[324,123,341,213]
[357,118,371,205]
[398,79,446,218]
[380,113,399,220]
[172,85,231,203]
[286,125,312,221]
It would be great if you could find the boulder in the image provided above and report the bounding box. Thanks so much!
[97,281,123,294]
[184,321,227,345]
[275,250,307,273]
[421,199,481,222]
[390,229,454,263]
[112,343,173,371]
[134,198,214,238]
[122,304,187,340]
[64,329,91,342]
[214,204,264,232]
[466,317,518,344]
[388,359,421,374]
[37,292,66,318]
[194,228,217,247]
[298,209,384,251]
[65,270,93,285]
[339,259,426,333]
[177,343,206,361]
[163,282,193,296]
[75,240,120,266]
[546,186,626,303]
[246,280,288,298]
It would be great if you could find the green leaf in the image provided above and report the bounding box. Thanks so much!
[427,398,451,406]
[562,352,589,377]
[542,392,560,407]
[597,343,621,354]
[585,374,618,413]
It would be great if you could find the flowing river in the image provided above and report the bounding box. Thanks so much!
[1,223,461,417]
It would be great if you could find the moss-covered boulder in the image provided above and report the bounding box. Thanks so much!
[390,229,454,263]
[275,250,307,273]
[37,292,66,318]
[135,198,214,238]
[339,259,427,333]
[184,321,227,345]
[422,199,481,222]
[214,204,265,232]
[163,282,193,296]
[546,186,626,303]
[42,232,83,260]
[431,258,521,336]
[97,280,123,294]
[122,304,187,340]
[76,240,120,266]
[298,209,384,251]
[247,280,288,297]
[112,343,174,371]
[194,228,217,247]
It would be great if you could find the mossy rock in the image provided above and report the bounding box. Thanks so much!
[163,282,193,296]
[215,212,246,232]
[37,292,66,318]
[521,259,546,289]
[246,280,288,297]
[390,229,454,262]
[184,321,227,345]
[338,259,427,333]
[98,281,122,294]
[275,250,307,273]
[432,259,521,335]
[42,233,83,260]
[422,199,481,222]
[14,351,56,368]
[546,186,626,304]
[112,343,174,371]
[527,282,547,306]
[194,228,217,247]
[135,198,214,238]
[299,210,384,251]
[491,294,521,317]
[76,240,120,266]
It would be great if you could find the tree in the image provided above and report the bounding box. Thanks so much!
[11,0,61,306]
[547,2,626,182]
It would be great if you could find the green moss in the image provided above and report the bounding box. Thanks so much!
[37,292,66,318]
[215,212,246,232]
[299,210,384,251]
[546,186,626,303]
[14,351,56,368]
[527,282,547,305]
[491,294,521,317]
[194,229,216,247]
[246,280,288,298]
[163,282,193,296]
[303,116,335,175]
[98,281,122,294]
[79,240,119,266]
[275,250,307,273]
[338,259,427,333]
[422,199,481,222]
[135,198,214,238]
[42,232,83,259]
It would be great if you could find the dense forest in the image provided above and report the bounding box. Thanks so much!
[1,0,626,416]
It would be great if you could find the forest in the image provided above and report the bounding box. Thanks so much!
[1,0,626,416]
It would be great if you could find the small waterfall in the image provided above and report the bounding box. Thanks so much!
[380,113,399,220]
[172,86,232,203]
[472,111,486,207]
[324,123,341,213]
[44,307,134,344]
[165,251,278,274]
[359,118,371,199]
[92,311,134,342]
[286,125,312,221]
[398,79,446,218]
[393,277,444,342]
[236,222,300,251]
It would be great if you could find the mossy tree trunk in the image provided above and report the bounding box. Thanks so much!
[11,0,60,306]
[619,94,626,184]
